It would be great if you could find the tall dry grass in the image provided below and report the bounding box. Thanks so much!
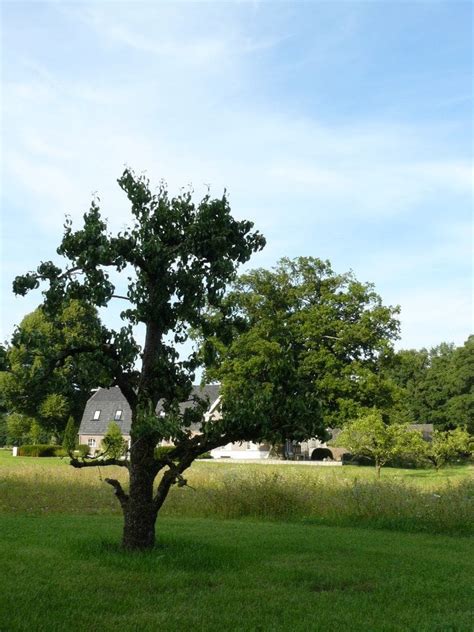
[1,459,472,535]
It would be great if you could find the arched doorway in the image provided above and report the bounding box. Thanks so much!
[311,447,333,461]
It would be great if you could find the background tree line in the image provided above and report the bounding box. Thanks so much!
[0,266,471,447]
[386,337,473,433]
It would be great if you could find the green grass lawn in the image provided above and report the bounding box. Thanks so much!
[0,450,472,631]
[0,514,472,632]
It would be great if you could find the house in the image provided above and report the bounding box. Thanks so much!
[210,441,272,459]
[78,384,340,459]
[409,424,434,441]
[78,384,220,454]
[80,386,431,461]
[78,384,335,460]
[79,387,132,454]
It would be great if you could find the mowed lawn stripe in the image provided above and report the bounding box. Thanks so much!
[0,515,472,632]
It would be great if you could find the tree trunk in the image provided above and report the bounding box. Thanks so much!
[121,319,162,550]
[122,439,158,550]
[122,492,156,550]
[375,460,381,479]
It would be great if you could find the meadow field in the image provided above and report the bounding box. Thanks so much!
[0,451,472,631]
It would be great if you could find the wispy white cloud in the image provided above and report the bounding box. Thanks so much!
[268,159,472,218]
[62,2,287,66]
[1,1,471,350]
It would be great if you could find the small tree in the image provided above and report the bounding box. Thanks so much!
[6,412,34,446]
[62,416,78,453]
[424,428,472,471]
[101,422,127,460]
[334,410,425,477]
[29,420,44,445]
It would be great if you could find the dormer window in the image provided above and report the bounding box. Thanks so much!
[93,410,101,420]
[114,410,123,421]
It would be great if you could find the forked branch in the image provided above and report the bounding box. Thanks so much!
[105,478,129,509]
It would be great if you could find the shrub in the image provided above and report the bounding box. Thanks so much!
[18,444,65,457]
[75,444,90,458]
[341,452,355,465]
[62,417,78,453]
[101,422,127,459]
[197,451,212,459]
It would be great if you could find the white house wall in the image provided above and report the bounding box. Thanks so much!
[211,442,270,460]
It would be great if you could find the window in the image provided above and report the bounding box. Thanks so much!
[93,410,101,420]
[88,438,96,448]
[114,410,123,421]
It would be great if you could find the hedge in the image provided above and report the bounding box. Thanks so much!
[17,445,67,457]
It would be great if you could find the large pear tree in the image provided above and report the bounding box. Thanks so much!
[12,169,285,550]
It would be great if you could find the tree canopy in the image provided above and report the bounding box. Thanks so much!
[333,410,426,477]
[101,422,127,460]
[202,257,400,432]
[0,300,110,437]
[423,428,472,470]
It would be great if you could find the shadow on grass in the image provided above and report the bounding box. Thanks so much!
[71,531,247,574]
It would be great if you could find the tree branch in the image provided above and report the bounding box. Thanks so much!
[152,434,229,512]
[58,266,83,280]
[153,458,193,512]
[51,343,138,408]
[70,456,129,469]
[105,478,129,509]
[111,294,132,301]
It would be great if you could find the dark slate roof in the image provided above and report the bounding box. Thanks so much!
[79,387,132,436]
[79,385,221,437]
[409,424,434,439]
[156,384,221,434]
[409,424,434,432]
[156,384,220,415]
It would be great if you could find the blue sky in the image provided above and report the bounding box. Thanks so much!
[1,1,472,350]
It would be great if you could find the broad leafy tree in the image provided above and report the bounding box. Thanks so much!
[0,344,8,446]
[202,257,400,431]
[333,410,426,477]
[0,301,110,438]
[12,169,271,550]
